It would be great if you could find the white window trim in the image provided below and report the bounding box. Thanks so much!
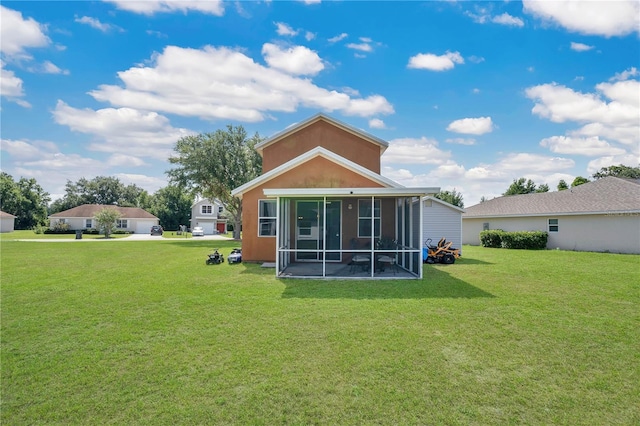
[201,205,213,214]
[548,218,559,232]
[116,219,128,229]
[357,199,381,238]
[258,199,277,237]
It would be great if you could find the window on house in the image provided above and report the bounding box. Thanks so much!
[85,219,92,229]
[483,222,490,231]
[548,218,558,232]
[116,219,128,229]
[201,205,212,214]
[258,200,276,236]
[358,199,381,238]
[218,206,224,213]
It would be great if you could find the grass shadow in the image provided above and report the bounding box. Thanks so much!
[281,266,495,300]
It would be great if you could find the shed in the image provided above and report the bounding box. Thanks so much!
[422,196,464,255]
[0,211,16,233]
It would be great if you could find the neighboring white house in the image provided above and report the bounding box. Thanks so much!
[0,211,16,233]
[190,198,227,235]
[423,196,464,254]
[462,177,640,254]
[49,204,159,234]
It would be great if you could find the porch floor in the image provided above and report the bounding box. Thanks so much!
[277,261,417,279]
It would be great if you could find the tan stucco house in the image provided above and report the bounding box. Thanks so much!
[49,204,159,234]
[232,114,439,279]
[462,177,640,254]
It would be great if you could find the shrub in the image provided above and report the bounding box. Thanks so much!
[479,230,504,248]
[50,221,70,233]
[500,231,548,250]
[32,224,48,234]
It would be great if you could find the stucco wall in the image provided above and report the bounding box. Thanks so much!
[261,120,381,174]
[463,214,640,254]
[242,156,385,263]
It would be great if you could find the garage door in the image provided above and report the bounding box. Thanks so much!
[136,221,156,234]
[201,222,215,235]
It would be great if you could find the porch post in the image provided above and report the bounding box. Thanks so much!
[418,195,423,279]
[275,196,280,277]
[322,196,327,278]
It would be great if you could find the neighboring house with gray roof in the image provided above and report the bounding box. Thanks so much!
[462,177,640,254]
[49,204,159,234]
[0,210,16,233]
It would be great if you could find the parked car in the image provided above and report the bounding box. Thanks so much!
[192,226,204,237]
[150,225,163,236]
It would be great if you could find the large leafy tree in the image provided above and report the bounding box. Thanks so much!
[167,125,263,240]
[148,185,192,231]
[557,179,569,191]
[50,176,150,213]
[503,178,549,196]
[571,176,590,187]
[592,164,640,180]
[434,189,464,208]
[0,172,50,229]
[94,207,121,239]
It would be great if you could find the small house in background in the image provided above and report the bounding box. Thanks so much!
[462,177,640,254]
[48,204,159,234]
[422,196,464,255]
[190,198,227,234]
[0,211,16,233]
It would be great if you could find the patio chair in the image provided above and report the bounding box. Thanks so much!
[348,238,370,273]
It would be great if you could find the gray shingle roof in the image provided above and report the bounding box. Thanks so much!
[463,177,640,218]
[49,204,158,219]
[0,210,16,218]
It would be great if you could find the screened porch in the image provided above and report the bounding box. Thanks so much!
[262,188,432,279]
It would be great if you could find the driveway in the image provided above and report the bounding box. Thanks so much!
[14,234,233,242]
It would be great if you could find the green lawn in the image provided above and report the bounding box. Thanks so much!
[1,241,638,425]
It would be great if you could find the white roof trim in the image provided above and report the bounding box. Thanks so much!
[423,196,466,213]
[232,146,402,198]
[264,187,440,197]
[254,113,389,156]
[462,210,640,219]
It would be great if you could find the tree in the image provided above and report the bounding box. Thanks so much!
[167,125,263,239]
[49,176,150,213]
[503,178,539,196]
[434,189,464,208]
[571,176,590,187]
[557,179,569,191]
[536,184,550,193]
[94,207,121,238]
[592,164,640,180]
[148,185,192,231]
[0,172,50,229]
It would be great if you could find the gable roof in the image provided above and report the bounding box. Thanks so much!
[49,204,159,219]
[423,196,466,213]
[463,177,640,218]
[254,113,389,157]
[0,210,16,218]
[232,146,401,199]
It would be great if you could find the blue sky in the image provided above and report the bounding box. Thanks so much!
[1,0,638,206]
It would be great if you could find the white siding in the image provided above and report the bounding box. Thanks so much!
[1,217,15,233]
[423,200,463,254]
[135,220,157,234]
[463,214,640,254]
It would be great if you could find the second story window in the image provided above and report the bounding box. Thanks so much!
[201,205,212,214]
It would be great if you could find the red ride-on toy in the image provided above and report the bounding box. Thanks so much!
[206,249,224,265]
[424,238,460,264]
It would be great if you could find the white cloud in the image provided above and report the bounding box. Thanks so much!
[275,22,298,36]
[492,13,524,27]
[262,43,324,75]
[88,45,394,121]
[328,33,348,43]
[0,61,29,106]
[52,100,194,159]
[305,31,316,41]
[523,0,640,37]
[446,117,494,135]
[75,16,122,32]
[407,51,464,71]
[0,5,50,59]
[262,43,324,76]
[301,0,321,4]
[27,60,70,75]
[368,118,386,129]
[446,138,476,145]
[381,137,451,165]
[107,154,148,167]
[540,135,626,156]
[104,0,225,16]
[570,42,594,52]
[472,88,480,94]
[346,42,372,52]
[587,153,640,174]
[610,67,639,82]
[525,78,640,147]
